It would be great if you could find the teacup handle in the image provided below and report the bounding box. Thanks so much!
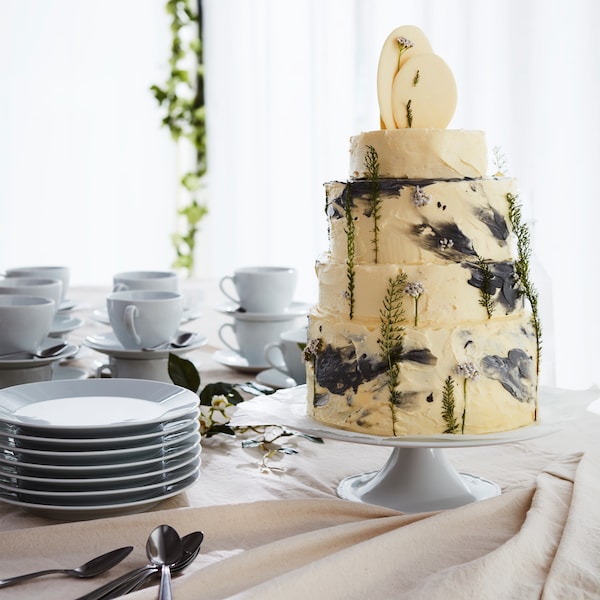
[124,304,141,346]
[218,323,241,355]
[96,364,115,378]
[219,276,239,304]
[113,282,128,292]
[264,342,289,375]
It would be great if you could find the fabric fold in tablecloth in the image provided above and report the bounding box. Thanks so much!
[0,452,598,600]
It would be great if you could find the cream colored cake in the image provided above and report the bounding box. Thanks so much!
[304,27,541,436]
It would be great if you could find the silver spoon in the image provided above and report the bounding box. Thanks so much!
[99,531,204,599]
[146,524,183,600]
[142,332,195,352]
[0,340,68,360]
[0,545,133,589]
[75,531,203,600]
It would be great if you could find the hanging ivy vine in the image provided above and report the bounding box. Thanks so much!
[151,0,208,276]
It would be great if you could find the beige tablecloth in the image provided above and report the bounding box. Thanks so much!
[0,285,598,599]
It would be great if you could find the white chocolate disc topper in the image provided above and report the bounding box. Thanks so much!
[377,25,457,129]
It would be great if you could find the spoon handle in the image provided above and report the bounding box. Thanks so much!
[0,568,65,588]
[159,564,173,600]
[87,569,156,600]
[74,566,152,600]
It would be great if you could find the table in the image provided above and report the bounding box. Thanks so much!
[0,283,598,599]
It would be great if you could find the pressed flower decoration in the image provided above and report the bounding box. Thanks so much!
[454,362,479,433]
[412,186,431,207]
[396,36,414,66]
[404,281,425,326]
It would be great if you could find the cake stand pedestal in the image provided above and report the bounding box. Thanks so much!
[337,445,500,513]
[228,385,558,513]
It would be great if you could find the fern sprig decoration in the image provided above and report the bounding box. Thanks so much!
[344,185,356,319]
[378,273,407,435]
[441,376,459,433]
[406,99,414,128]
[365,145,382,263]
[506,193,542,375]
[476,254,495,318]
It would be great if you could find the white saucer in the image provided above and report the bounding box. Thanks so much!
[212,349,267,374]
[0,338,78,368]
[50,314,84,336]
[91,307,200,325]
[84,330,207,360]
[216,301,311,322]
[256,368,297,389]
[57,298,76,312]
[52,365,88,381]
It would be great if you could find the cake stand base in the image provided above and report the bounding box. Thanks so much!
[337,446,500,513]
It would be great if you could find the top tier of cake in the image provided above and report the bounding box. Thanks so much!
[349,129,488,180]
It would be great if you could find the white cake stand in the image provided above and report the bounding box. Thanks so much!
[229,385,558,513]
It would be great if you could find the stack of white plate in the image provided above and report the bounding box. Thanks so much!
[0,379,201,520]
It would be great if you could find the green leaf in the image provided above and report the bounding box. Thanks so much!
[205,424,236,437]
[167,353,200,392]
[199,382,244,406]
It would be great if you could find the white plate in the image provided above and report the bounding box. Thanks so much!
[50,314,84,336]
[216,301,311,321]
[0,339,78,368]
[230,385,560,448]
[256,368,297,389]
[91,307,201,325]
[0,410,198,447]
[0,446,201,490]
[0,430,200,465]
[0,470,199,520]
[212,349,267,373]
[0,456,199,499]
[0,378,199,434]
[0,434,198,475]
[84,330,207,360]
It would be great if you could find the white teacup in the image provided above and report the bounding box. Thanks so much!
[0,295,56,355]
[219,266,297,313]
[218,316,298,366]
[5,266,70,302]
[264,327,307,384]
[0,277,63,314]
[97,357,171,383]
[113,270,178,292]
[106,290,184,350]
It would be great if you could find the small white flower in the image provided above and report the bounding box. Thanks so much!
[211,394,230,409]
[397,36,414,50]
[439,238,454,250]
[405,282,424,298]
[455,362,480,381]
[412,186,431,207]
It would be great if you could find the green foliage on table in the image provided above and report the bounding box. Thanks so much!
[168,353,245,437]
[151,0,208,276]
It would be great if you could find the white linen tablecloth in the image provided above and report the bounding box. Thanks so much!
[0,285,598,599]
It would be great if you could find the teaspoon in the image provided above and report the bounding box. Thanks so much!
[146,524,183,600]
[75,531,203,600]
[142,332,195,352]
[0,340,68,360]
[0,546,133,588]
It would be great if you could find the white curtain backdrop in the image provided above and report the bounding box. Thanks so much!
[0,0,598,390]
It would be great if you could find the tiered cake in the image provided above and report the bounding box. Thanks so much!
[304,26,541,436]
